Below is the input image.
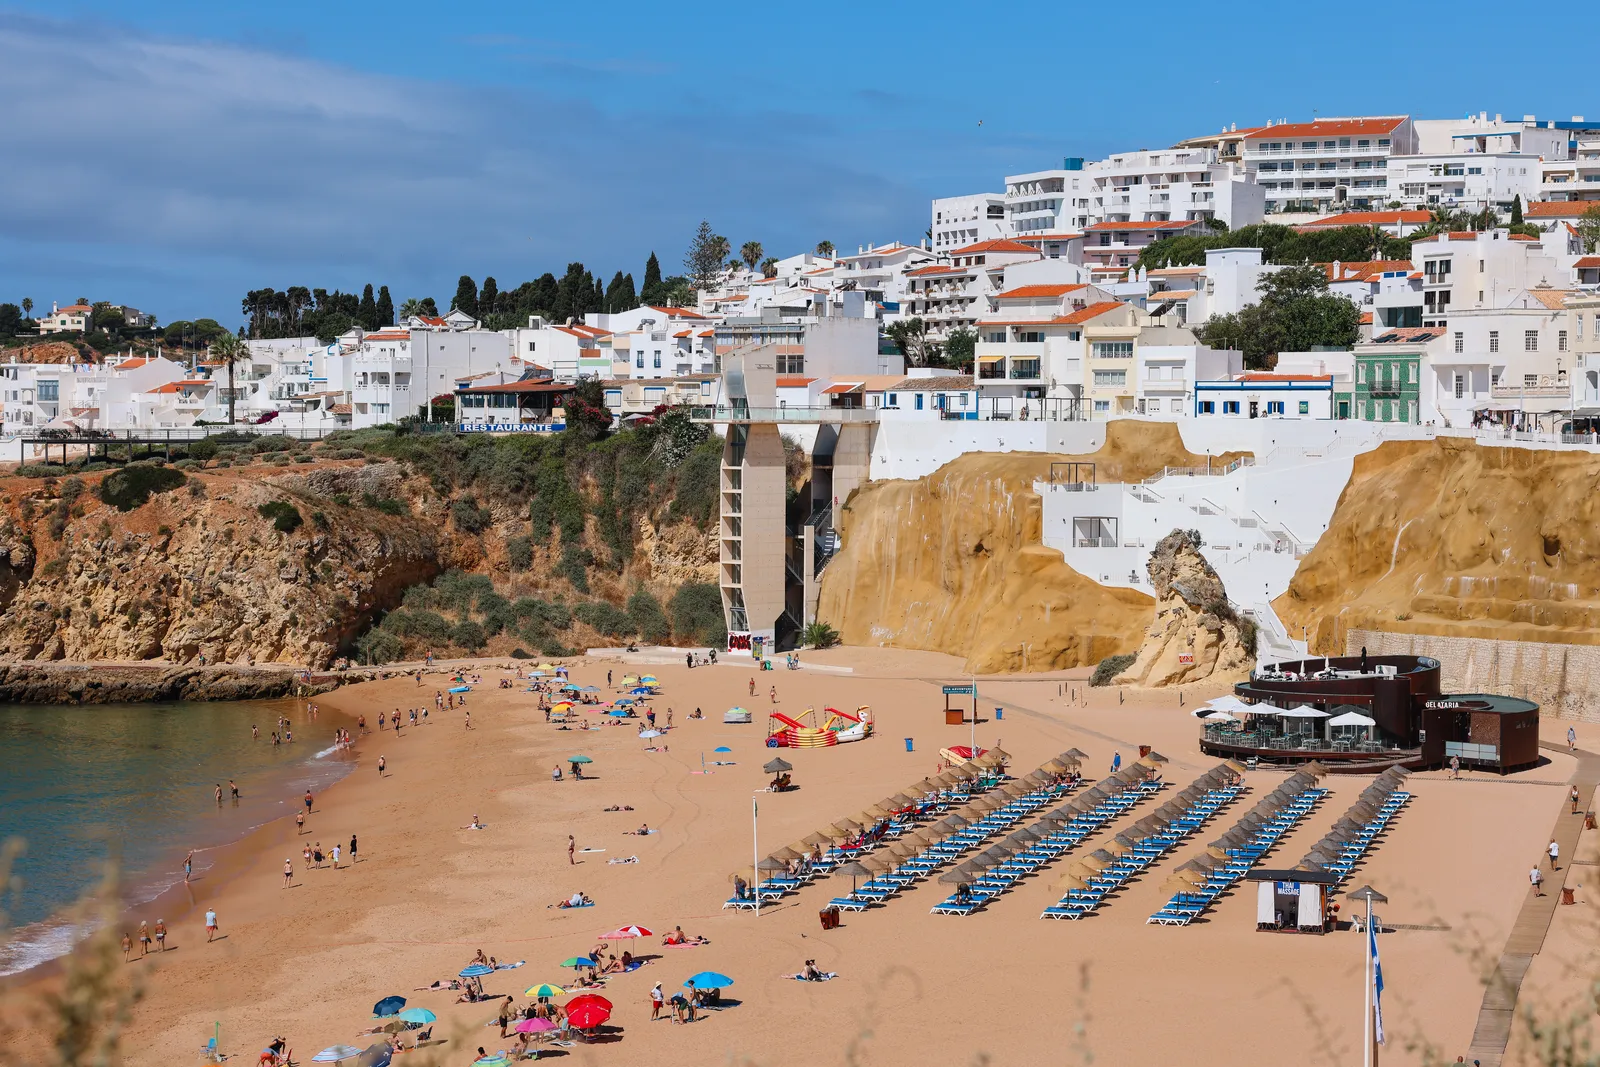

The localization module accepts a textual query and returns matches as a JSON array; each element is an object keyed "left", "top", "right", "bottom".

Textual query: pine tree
[
  {"left": 451, "top": 275, "right": 479, "bottom": 318},
  {"left": 359, "top": 284, "right": 378, "bottom": 330},
  {"left": 480, "top": 277, "right": 499, "bottom": 317},
  {"left": 376, "top": 285, "right": 394, "bottom": 327},
  {"left": 684, "top": 221, "right": 724, "bottom": 291},
  {"left": 1510, "top": 195, "right": 1524, "bottom": 225},
  {"left": 641, "top": 252, "right": 663, "bottom": 306}
]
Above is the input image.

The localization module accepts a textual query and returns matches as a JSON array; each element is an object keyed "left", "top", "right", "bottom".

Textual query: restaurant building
[{"left": 1199, "top": 654, "right": 1539, "bottom": 773}]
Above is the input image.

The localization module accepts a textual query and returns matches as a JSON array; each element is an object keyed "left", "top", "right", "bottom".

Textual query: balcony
[
  {"left": 691, "top": 405, "right": 880, "bottom": 424},
  {"left": 1491, "top": 382, "right": 1572, "bottom": 400}
]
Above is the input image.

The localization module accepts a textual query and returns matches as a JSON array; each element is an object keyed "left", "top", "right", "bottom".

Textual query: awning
[{"left": 977, "top": 355, "right": 1005, "bottom": 364}]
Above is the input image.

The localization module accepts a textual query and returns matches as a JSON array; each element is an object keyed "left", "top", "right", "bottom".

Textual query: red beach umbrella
[
  {"left": 565, "top": 994, "right": 613, "bottom": 1030},
  {"left": 599, "top": 925, "right": 653, "bottom": 939}
]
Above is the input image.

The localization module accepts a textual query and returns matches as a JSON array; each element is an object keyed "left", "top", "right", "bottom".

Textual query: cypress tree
[
  {"left": 532, "top": 273, "right": 558, "bottom": 318},
  {"left": 451, "top": 275, "right": 478, "bottom": 318},
  {"left": 591, "top": 275, "right": 604, "bottom": 316},
  {"left": 641, "top": 252, "right": 662, "bottom": 305},
  {"left": 358, "top": 283, "right": 378, "bottom": 330},
  {"left": 480, "top": 276, "right": 499, "bottom": 317},
  {"left": 1510, "top": 195, "right": 1524, "bottom": 225},
  {"left": 376, "top": 285, "right": 394, "bottom": 327}
]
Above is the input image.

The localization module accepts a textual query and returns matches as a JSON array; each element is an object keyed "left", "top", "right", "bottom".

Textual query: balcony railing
[{"left": 691, "top": 405, "right": 880, "bottom": 424}]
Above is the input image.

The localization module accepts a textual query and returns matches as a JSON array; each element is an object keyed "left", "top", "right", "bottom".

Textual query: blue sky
[{"left": 3, "top": 2, "right": 1598, "bottom": 327}]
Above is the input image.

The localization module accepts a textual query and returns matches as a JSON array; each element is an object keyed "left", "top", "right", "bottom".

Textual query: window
[
  {"left": 1579, "top": 315, "right": 1586, "bottom": 340},
  {"left": 635, "top": 352, "right": 644, "bottom": 369},
  {"left": 983, "top": 331, "right": 1005, "bottom": 343},
  {"left": 1525, "top": 374, "right": 1538, "bottom": 388},
  {"left": 1198, "top": 401, "right": 1215, "bottom": 414},
  {"left": 1560, "top": 330, "right": 1568, "bottom": 352},
  {"left": 886, "top": 392, "right": 898, "bottom": 408},
  {"left": 1454, "top": 331, "right": 1464, "bottom": 353},
  {"left": 1092, "top": 370, "right": 1127, "bottom": 386},
  {"left": 1525, "top": 331, "right": 1538, "bottom": 352},
  {"left": 1298, "top": 401, "right": 1310, "bottom": 415},
  {"left": 1489, "top": 331, "right": 1499, "bottom": 354},
  {"left": 653, "top": 350, "right": 662, "bottom": 368},
  {"left": 37, "top": 381, "right": 58, "bottom": 401},
  {"left": 1266, "top": 401, "right": 1285, "bottom": 415},
  {"left": 1018, "top": 331, "right": 1044, "bottom": 343},
  {"left": 914, "top": 394, "right": 923, "bottom": 410},
  {"left": 527, "top": 341, "right": 536, "bottom": 352},
  {"left": 1094, "top": 399, "right": 1110, "bottom": 412},
  {"left": 1453, "top": 373, "right": 1464, "bottom": 398},
  {"left": 1223, "top": 401, "right": 1240, "bottom": 414},
  {"left": 1091, "top": 341, "right": 1134, "bottom": 359}
]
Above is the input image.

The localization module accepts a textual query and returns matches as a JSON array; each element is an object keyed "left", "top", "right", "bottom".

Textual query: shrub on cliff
[
  {"left": 357, "top": 628, "right": 404, "bottom": 664},
  {"left": 506, "top": 535, "right": 533, "bottom": 571},
  {"left": 451, "top": 619, "right": 487, "bottom": 650},
  {"left": 670, "top": 582, "right": 726, "bottom": 647},
  {"left": 450, "top": 495, "right": 492, "bottom": 533},
  {"left": 98, "top": 464, "right": 186, "bottom": 511},
  {"left": 1090, "top": 653, "right": 1136, "bottom": 687},
  {"left": 257, "top": 500, "right": 303, "bottom": 534},
  {"left": 627, "top": 590, "right": 671, "bottom": 644},
  {"left": 576, "top": 600, "right": 633, "bottom": 637},
  {"left": 558, "top": 545, "right": 591, "bottom": 592}
]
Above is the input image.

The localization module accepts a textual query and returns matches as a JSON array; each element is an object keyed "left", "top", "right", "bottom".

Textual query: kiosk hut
[
  {"left": 1199, "top": 654, "right": 1539, "bottom": 773},
  {"left": 1246, "top": 869, "right": 1341, "bottom": 934}
]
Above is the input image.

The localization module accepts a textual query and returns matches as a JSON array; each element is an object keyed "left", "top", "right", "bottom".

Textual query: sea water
[{"left": 0, "top": 698, "right": 355, "bottom": 975}]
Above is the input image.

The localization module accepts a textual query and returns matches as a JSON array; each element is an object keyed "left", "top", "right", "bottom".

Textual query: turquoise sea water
[{"left": 0, "top": 698, "right": 355, "bottom": 975}]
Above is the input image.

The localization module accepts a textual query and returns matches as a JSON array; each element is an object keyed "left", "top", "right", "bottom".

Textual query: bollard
[{"left": 904, "top": 737, "right": 914, "bottom": 752}]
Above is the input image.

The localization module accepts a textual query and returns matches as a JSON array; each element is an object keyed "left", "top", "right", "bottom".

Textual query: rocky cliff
[
  {"left": 1112, "top": 530, "right": 1253, "bottom": 687},
  {"left": 817, "top": 422, "right": 1252, "bottom": 673},
  {"left": 1277, "top": 437, "right": 1600, "bottom": 653}
]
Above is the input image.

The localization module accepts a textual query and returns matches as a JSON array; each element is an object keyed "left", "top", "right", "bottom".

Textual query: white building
[
  {"left": 1424, "top": 289, "right": 1575, "bottom": 426},
  {"left": 902, "top": 239, "right": 1044, "bottom": 338},
  {"left": 831, "top": 242, "right": 938, "bottom": 308},
  {"left": 1411, "top": 228, "right": 1565, "bottom": 328},
  {"left": 1137, "top": 344, "right": 1243, "bottom": 416},
  {"left": 1195, "top": 373, "right": 1337, "bottom": 419},
  {"left": 1084, "top": 147, "right": 1263, "bottom": 228},
  {"left": 36, "top": 302, "right": 92, "bottom": 334},
  {"left": 1386, "top": 154, "right": 1540, "bottom": 213},
  {"left": 1240, "top": 116, "right": 1416, "bottom": 217},
  {"left": 931, "top": 193, "right": 1006, "bottom": 252}
]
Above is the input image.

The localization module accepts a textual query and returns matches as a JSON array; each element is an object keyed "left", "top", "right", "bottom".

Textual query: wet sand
[{"left": 3, "top": 648, "right": 1589, "bottom": 1065}]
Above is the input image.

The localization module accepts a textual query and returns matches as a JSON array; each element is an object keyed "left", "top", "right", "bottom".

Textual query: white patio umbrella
[
  {"left": 1202, "top": 710, "right": 1236, "bottom": 722},
  {"left": 1202, "top": 695, "right": 1255, "bottom": 714},
  {"left": 1327, "top": 710, "right": 1376, "bottom": 726},
  {"left": 1274, "top": 705, "right": 1330, "bottom": 718}
]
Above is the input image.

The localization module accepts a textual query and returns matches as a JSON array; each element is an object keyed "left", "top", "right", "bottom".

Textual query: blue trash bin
[
  {"left": 995, "top": 707, "right": 1004, "bottom": 720},
  {"left": 904, "top": 737, "right": 914, "bottom": 752}
]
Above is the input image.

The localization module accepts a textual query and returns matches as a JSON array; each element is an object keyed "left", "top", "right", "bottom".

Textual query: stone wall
[{"left": 1346, "top": 628, "right": 1600, "bottom": 723}]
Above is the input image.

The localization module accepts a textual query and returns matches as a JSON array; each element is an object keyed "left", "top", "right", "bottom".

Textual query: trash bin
[
  {"left": 1562, "top": 886, "right": 1577, "bottom": 906},
  {"left": 1587, "top": 811, "right": 1596, "bottom": 831},
  {"left": 995, "top": 707, "right": 1003, "bottom": 720},
  {"left": 819, "top": 906, "right": 841, "bottom": 930},
  {"left": 904, "top": 737, "right": 914, "bottom": 752}
]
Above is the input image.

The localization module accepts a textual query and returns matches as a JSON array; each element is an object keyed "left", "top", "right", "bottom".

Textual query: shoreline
[{"left": 0, "top": 699, "right": 360, "bottom": 981}]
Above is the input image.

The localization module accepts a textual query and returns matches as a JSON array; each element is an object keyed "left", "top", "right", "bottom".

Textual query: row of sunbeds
[
  {"left": 1041, "top": 768, "right": 1243, "bottom": 920},
  {"left": 1147, "top": 767, "right": 1330, "bottom": 926}
]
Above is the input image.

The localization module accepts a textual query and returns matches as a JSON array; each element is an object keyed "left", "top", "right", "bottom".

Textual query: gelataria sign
[{"left": 1425, "top": 699, "right": 1493, "bottom": 711}]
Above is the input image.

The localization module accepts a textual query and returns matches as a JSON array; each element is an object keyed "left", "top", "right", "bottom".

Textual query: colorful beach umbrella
[
  {"left": 640, "top": 675, "right": 658, "bottom": 682},
  {"left": 608, "top": 710, "right": 629, "bottom": 717},
  {"left": 560, "top": 956, "right": 597, "bottom": 969},
  {"left": 313, "top": 1047, "right": 364, "bottom": 1063},
  {"left": 397, "top": 1008, "right": 436, "bottom": 1024},
  {"left": 558, "top": 683, "right": 580, "bottom": 691},
  {"left": 372, "top": 995, "right": 406, "bottom": 1017},
  {"left": 569, "top": 754, "right": 593, "bottom": 764},
  {"left": 684, "top": 971, "right": 734, "bottom": 988},
  {"left": 630, "top": 686, "right": 654, "bottom": 695},
  {"left": 473, "top": 1056, "right": 508, "bottom": 1067},
  {"left": 459, "top": 964, "right": 493, "bottom": 978},
  {"left": 513, "top": 1017, "right": 557, "bottom": 1034},
  {"left": 525, "top": 983, "right": 567, "bottom": 998},
  {"left": 600, "top": 925, "right": 653, "bottom": 939},
  {"left": 614, "top": 697, "right": 635, "bottom": 705}
]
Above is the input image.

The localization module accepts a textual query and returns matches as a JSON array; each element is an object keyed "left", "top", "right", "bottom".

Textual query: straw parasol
[
  {"left": 862, "top": 805, "right": 891, "bottom": 820},
  {"left": 1043, "top": 759, "right": 1071, "bottom": 774},
  {"left": 729, "top": 866, "right": 755, "bottom": 884},
  {"left": 832, "top": 861, "right": 872, "bottom": 895},
  {"left": 884, "top": 794, "right": 914, "bottom": 809},
  {"left": 1063, "top": 748, "right": 1089, "bottom": 760},
  {"left": 770, "top": 846, "right": 803, "bottom": 862},
  {"left": 1054, "top": 873, "right": 1090, "bottom": 892},
  {"left": 802, "top": 831, "right": 834, "bottom": 846},
  {"left": 834, "top": 819, "right": 864, "bottom": 832},
  {"left": 757, "top": 857, "right": 789, "bottom": 873},
  {"left": 939, "top": 867, "right": 978, "bottom": 885}
]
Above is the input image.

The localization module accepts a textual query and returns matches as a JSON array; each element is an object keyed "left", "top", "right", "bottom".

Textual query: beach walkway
[{"left": 1465, "top": 741, "right": 1600, "bottom": 1067}]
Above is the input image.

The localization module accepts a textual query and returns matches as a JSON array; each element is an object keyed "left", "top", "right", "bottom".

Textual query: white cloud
[{"left": 0, "top": 14, "right": 938, "bottom": 322}]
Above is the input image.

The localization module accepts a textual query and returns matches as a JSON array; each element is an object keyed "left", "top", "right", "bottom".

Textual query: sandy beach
[{"left": 5, "top": 648, "right": 1596, "bottom": 1066}]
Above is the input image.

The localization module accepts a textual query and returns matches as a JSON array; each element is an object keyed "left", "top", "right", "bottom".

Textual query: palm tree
[
  {"left": 709, "top": 235, "right": 731, "bottom": 273},
  {"left": 20, "top": 297, "right": 32, "bottom": 321},
  {"left": 208, "top": 332, "right": 248, "bottom": 425},
  {"left": 759, "top": 257, "right": 779, "bottom": 278},
  {"left": 740, "top": 241, "right": 764, "bottom": 272},
  {"left": 398, "top": 298, "right": 423, "bottom": 320},
  {"left": 815, "top": 240, "right": 835, "bottom": 258}
]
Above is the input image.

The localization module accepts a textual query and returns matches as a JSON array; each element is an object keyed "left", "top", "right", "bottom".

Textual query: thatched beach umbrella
[
  {"left": 834, "top": 818, "right": 864, "bottom": 832},
  {"left": 939, "top": 867, "right": 978, "bottom": 885},
  {"left": 770, "top": 846, "right": 803, "bottom": 863},
  {"left": 757, "top": 857, "right": 788, "bottom": 874},
  {"left": 1054, "top": 873, "right": 1090, "bottom": 892},
  {"left": 1063, "top": 748, "right": 1089, "bottom": 760},
  {"left": 802, "top": 831, "right": 834, "bottom": 846},
  {"left": 832, "top": 860, "right": 872, "bottom": 895},
  {"left": 763, "top": 756, "right": 794, "bottom": 774}
]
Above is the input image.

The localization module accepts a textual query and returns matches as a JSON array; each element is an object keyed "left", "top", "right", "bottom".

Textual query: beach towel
[
  {"left": 624, "top": 960, "right": 648, "bottom": 972},
  {"left": 607, "top": 856, "right": 639, "bottom": 865},
  {"left": 494, "top": 961, "right": 525, "bottom": 970},
  {"left": 578, "top": 847, "right": 606, "bottom": 853},
  {"left": 782, "top": 972, "right": 837, "bottom": 981},
  {"left": 546, "top": 901, "right": 596, "bottom": 909},
  {"left": 625, "top": 829, "right": 657, "bottom": 836},
  {"left": 663, "top": 941, "right": 709, "bottom": 949}
]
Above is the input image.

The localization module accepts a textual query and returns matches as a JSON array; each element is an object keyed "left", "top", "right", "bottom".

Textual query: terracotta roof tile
[
  {"left": 1302, "top": 210, "right": 1430, "bottom": 228},
  {"left": 1527, "top": 201, "right": 1600, "bottom": 218},
  {"left": 994, "top": 284, "right": 1088, "bottom": 299},
  {"left": 945, "top": 239, "right": 1042, "bottom": 256},
  {"left": 1242, "top": 117, "right": 1406, "bottom": 140}
]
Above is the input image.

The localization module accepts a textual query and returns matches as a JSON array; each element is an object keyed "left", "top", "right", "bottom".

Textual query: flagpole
[
  {"left": 753, "top": 794, "right": 760, "bottom": 919},
  {"left": 1364, "top": 894, "right": 1373, "bottom": 1067}
]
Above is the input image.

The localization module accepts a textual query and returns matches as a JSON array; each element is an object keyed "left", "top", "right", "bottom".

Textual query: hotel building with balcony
[{"left": 1239, "top": 116, "right": 1417, "bottom": 218}]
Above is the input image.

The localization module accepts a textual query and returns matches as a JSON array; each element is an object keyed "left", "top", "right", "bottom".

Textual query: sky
[{"left": 3, "top": 2, "right": 1598, "bottom": 328}]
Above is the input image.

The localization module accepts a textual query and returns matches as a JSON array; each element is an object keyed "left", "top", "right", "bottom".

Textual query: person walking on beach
[
  {"left": 607, "top": 670, "right": 613, "bottom": 687},
  {"left": 120, "top": 932, "right": 132, "bottom": 962},
  {"left": 137, "top": 921, "right": 151, "bottom": 957},
  {"left": 1570, "top": 726, "right": 1578, "bottom": 752},
  {"left": 252, "top": 724, "right": 259, "bottom": 741},
  {"left": 1111, "top": 752, "right": 1122, "bottom": 774},
  {"left": 1531, "top": 864, "right": 1544, "bottom": 896},
  {"left": 331, "top": 843, "right": 341, "bottom": 869},
  {"left": 650, "top": 982, "right": 664, "bottom": 1021},
  {"left": 465, "top": 711, "right": 473, "bottom": 730},
  {"left": 686, "top": 652, "right": 693, "bottom": 669},
  {"left": 229, "top": 780, "right": 239, "bottom": 802},
  {"left": 184, "top": 851, "right": 194, "bottom": 883},
  {"left": 313, "top": 842, "right": 325, "bottom": 867},
  {"left": 748, "top": 678, "right": 755, "bottom": 697},
  {"left": 205, "top": 909, "right": 219, "bottom": 942},
  {"left": 304, "top": 790, "right": 314, "bottom": 816},
  {"left": 1450, "top": 755, "right": 1460, "bottom": 779},
  {"left": 769, "top": 685, "right": 777, "bottom": 704},
  {"left": 153, "top": 919, "right": 167, "bottom": 951},
  {"left": 215, "top": 784, "right": 223, "bottom": 806},
  {"left": 296, "top": 811, "right": 306, "bottom": 833},
  {"left": 568, "top": 835, "right": 576, "bottom": 865},
  {"left": 350, "top": 834, "right": 358, "bottom": 864},
  {"left": 378, "top": 755, "right": 386, "bottom": 776},
  {"left": 1549, "top": 839, "right": 1560, "bottom": 870},
  {"left": 284, "top": 858, "right": 294, "bottom": 887}
]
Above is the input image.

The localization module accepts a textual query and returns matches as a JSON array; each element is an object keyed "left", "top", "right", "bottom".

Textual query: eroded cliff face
[
  {"left": 0, "top": 464, "right": 443, "bottom": 667},
  {"left": 1277, "top": 438, "right": 1600, "bottom": 652},
  {"left": 817, "top": 422, "right": 1250, "bottom": 673},
  {"left": 1113, "top": 531, "right": 1252, "bottom": 687}
]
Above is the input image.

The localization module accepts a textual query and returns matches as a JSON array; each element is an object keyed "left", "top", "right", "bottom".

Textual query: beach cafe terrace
[{"left": 1198, "top": 654, "right": 1540, "bottom": 773}]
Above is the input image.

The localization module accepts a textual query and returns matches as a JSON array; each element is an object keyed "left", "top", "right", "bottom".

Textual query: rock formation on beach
[{"left": 1112, "top": 530, "right": 1253, "bottom": 687}]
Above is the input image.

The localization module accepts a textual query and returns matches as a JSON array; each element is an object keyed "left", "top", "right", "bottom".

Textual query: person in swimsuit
[
  {"left": 284, "top": 858, "right": 293, "bottom": 887},
  {"left": 137, "top": 921, "right": 151, "bottom": 956},
  {"left": 153, "top": 919, "right": 167, "bottom": 951}
]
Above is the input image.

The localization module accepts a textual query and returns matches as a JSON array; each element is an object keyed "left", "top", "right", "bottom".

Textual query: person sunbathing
[
  {"left": 472, "top": 949, "right": 490, "bottom": 966},
  {"left": 661, "top": 926, "right": 709, "bottom": 945},
  {"left": 550, "top": 892, "right": 592, "bottom": 908},
  {"left": 598, "top": 954, "right": 623, "bottom": 975},
  {"left": 415, "top": 979, "right": 463, "bottom": 991},
  {"left": 629, "top": 824, "right": 650, "bottom": 835},
  {"left": 802, "top": 960, "right": 823, "bottom": 981},
  {"left": 620, "top": 951, "right": 635, "bottom": 969}
]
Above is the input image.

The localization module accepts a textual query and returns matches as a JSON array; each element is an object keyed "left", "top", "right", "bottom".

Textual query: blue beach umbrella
[
  {"left": 577, "top": 686, "right": 600, "bottom": 692},
  {"left": 372, "top": 995, "right": 406, "bottom": 1017},
  {"left": 614, "top": 697, "right": 635, "bottom": 706},
  {"left": 684, "top": 971, "right": 734, "bottom": 989},
  {"left": 449, "top": 685, "right": 471, "bottom": 694},
  {"left": 397, "top": 1007, "right": 436, "bottom": 1024},
  {"left": 630, "top": 687, "right": 654, "bottom": 695},
  {"left": 459, "top": 964, "right": 494, "bottom": 978},
  {"left": 313, "top": 1047, "right": 364, "bottom": 1063},
  {"left": 714, "top": 746, "right": 733, "bottom": 753},
  {"left": 608, "top": 710, "right": 629, "bottom": 717},
  {"left": 558, "top": 683, "right": 580, "bottom": 691}
]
